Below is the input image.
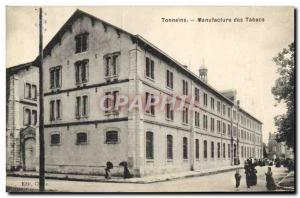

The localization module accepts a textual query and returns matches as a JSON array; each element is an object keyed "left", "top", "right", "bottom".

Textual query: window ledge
[
  {"left": 165, "top": 118, "right": 174, "bottom": 122},
  {"left": 145, "top": 75, "right": 155, "bottom": 82},
  {"left": 146, "top": 159, "right": 154, "bottom": 163}
]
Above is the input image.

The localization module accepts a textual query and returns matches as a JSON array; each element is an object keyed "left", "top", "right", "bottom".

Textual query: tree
[{"left": 271, "top": 42, "right": 295, "bottom": 150}]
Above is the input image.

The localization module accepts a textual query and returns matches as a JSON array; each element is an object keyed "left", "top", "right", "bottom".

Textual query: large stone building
[
  {"left": 6, "top": 62, "right": 39, "bottom": 171},
  {"left": 7, "top": 9, "right": 263, "bottom": 177}
]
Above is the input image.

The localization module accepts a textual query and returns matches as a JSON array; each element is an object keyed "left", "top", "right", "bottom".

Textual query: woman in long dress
[{"left": 265, "top": 167, "right": 276, "bottom": 190}]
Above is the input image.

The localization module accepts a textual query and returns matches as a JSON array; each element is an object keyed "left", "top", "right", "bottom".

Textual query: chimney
[{"left": 199, "top": 60, "right": 208, "bottom": 83}]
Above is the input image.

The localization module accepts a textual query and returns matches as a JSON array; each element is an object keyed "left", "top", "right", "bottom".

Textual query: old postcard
[{"left": 6, "top": 6, "right": 295, "bottom": 193}]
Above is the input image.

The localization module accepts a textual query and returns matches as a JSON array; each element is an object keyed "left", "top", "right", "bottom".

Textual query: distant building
[
  {"left": 6, "top": 62, "right": 39, "bottom": 171},
  {"left": 267, "top": 133, "right": 294, "bottom": 160}
]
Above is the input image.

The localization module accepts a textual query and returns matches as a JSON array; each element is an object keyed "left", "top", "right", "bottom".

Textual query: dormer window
[{"left": 75, "top": 33, "right": 89, "bottom": 53}]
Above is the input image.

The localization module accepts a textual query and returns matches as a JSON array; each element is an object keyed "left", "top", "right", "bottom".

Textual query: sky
[{"left": 6, "top": 6, "right": 294, "bottom": 143}]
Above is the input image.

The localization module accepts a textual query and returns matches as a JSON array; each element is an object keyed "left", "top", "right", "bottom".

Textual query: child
[{"left": 235, "top": 169, "right": 242, "bottom": 190}]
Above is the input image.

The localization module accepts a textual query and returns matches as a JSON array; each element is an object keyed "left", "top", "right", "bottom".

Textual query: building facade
[
  {"left": 6, "top": 63, "right": 39, "bottom": 171},
  {"left": 7, "top": 9, "right": 263, "bottom": 177}
]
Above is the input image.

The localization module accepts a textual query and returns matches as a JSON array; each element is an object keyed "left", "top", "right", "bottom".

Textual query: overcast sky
[{"left": 6, "top": 6, "right": 294, "bottom": 143}]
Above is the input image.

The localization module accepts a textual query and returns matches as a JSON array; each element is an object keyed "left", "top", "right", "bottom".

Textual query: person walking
[
  {"left": 235, "top": 169, "right": 242, "bottom": 190},
  {"left": 265, "top": 167, "right": 276, "bottom": 191},
  {"left": 244, "top": 159, "right": 251, "bottom": 188}
]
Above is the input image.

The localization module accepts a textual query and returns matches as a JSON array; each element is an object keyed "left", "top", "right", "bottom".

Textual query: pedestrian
[
  {"left": 235, "top": 169, "right": 242, "bottom": 190},
  {"left": 105, "top": 161, "right": 113, "bottom": 179},
  {"left": 265, "top": 167, "right": 276, "bottom": 191},
  {"left": 119, "top": 161, "right": 132, "bottom": 179},
  {"left": 245, "top": 159, "right": 251, "bottom": 188}
]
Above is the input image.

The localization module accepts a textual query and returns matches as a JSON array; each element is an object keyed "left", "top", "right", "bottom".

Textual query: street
[{"left": 6, "top": 166, "right": 290, "bottom": 192}]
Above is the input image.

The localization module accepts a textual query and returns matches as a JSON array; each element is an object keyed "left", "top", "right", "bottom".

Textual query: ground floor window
[
  {"left": 167, "top": 135, "right": 173, "bottom": 160},
  {"left": 146, "top": 131, "right": 154, "bottom": 159},
  {"left": 76, "top": 132, "right": 87, "bottom": 145},
  {"left": 105, "top": 131, "right": 119, "bottom": 144},
  {"left": 183, "top": 137, "right": 188, "bottom": 159},
  {"left": 223, "top": 143, "right": 226, "bottom": 158},
  {"left": 204, "top": 140, "right": 207, "bottom": 158},
  {"left": 195, "top": 139, "right": 199, "bottom": 159},
  {"left": 50, "top": 133, "right": 61, "bottom": 145},
  {"left": 211, "top": 141, "right": 214, "bottom": 158}
]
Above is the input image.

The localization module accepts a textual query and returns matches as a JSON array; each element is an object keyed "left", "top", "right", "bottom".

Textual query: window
[
  {"left": 210, "top": 117, "right": 215, "bottom": 132},
  {"left": 204, "top": 140, "right": 207, "bottom": 159},
  {"left": 222, "top": 104, "right": 226, "bottom": 115},
  {"left": 104, "top": 53, "right": 120, "bottom": 79},
  {"left": 211, "top": 141, "right": 214, "bottom": 158},
  {"left": 195, "top": 139, "right": 200, "bottom": 159},
  {"left": 182, "top": 80, "right": 188, "bottom": 95},
  {"left": 32, "top": 110, "right": 37, "bottom": 125},
  {"left": 227, "top": 107, "right": 231, "bottom": 118},
  {"left": 25, "top": 83, "right": 31, "bottom": 99},
  {"left": 50, "top": 99, "right": 61, "bottom": 121},
  {"left": 146, "top": 132, "right": 154, "bottom": 159},
  {"left": 166, "top": 70, "right": 173, "bottom": 89},
  {"left": 75, "top": 95, "right": 89, "bottom": 118},
  {"left": 167, "top": 135, "right": 173, "bottom": 160},
  {"left": 241, "top": 146, "right": 244, "bottom": 158},
  {"left": 217, "top": 101, "right": 221, "bottom": 113},
  {"left": 51, "top": 133, "right": 61, "bottom": 145},
  {"left": 233, "top": 110, "right": 237, "bottom": 120},
  {"left": 228, "top": 144, "right": 231, "bottom": 158},
  {"left": 24, "top": 108, "right": 31, "bottom": 126},
  {"left": 104, "top": 91, "right": 119, "bottom": 113},
  {"left": 145, "top": 92, "right": 155, "bottom": 116},
  {"left": 50, "top": 66, "right": 62, "bottom": 89},
  {"left": 203, "top": 93, "right": 207, "bottom": 106},
  {"left": 195, "top": 111, "right": 200, "bottom": 127},
  {"left": 217, "top": 120, "right": 221, "bottom": 133},
  {"left": 105, "top": 131, "right": 119, "bottom": 144},
  {"left": 76, "top": 132, "right": 87, "bottom": 145},
  {"left": 222, "top": 122, "right": 226, "bottom": 135},
  {"left": 223, "top": 143, "right": 226, "bottom": 158},
  {"left": 182, "top": 107, "right": 188, "bottom": 124},
  {"left": 203, "top": 114, "right": 208, "bottom": 129},
  {"left": 166, "top": 103, "right": 174, "bottom": 120},
  {"left": 217, "top": 142, "right": 220, "bottom": 158},
  {"left": 210, "top": 97, "right": 214, "bottom": 110},
  {"left": 228, "top": 124, "right": 231, "bottom": 137},
  {"left": 145, "top": 57, "right": 154, "bottom": 79},
  {"left": 32, "top": 85, "right": 37, "bottom": 100},
  {"left": 75, "top": 60, "right": 89, "bottom": 84},
  {"left": 75, "top": 33, "right": 88, "bottom": 53},
  {"left": 183, "top": 137, "right": 188, "bottom": 159},
  {"left": 24, "top": 83, "right": 37, "bottom": 100},
  {"left": 194, "top": 87, "right": 200, "bottom": 102}
]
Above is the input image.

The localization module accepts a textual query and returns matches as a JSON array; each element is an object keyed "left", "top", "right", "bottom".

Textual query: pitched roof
[
  {"left": 6, "top": 62, "right": 36, "bottom": 74},
  {"left": 32, "top": 9, "right": 262, "bottom": 124}
]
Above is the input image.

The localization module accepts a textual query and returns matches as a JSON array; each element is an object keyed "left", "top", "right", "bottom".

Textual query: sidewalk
[{"left": 7, "top": 165, "right": 243, "bottom": 184}]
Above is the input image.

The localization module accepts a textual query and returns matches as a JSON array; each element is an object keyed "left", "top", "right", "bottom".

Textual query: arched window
[
  {"left": 76, "top": 132, "right": 87, "bottom": 145},
  {"left": 106, "top": 131, "right": 119, "bottom": 144},
  {"left": 204, "top": 140, "right": 207, "bottom": 159},
  {"left": 195, "top": 139, "right": 200, "bottom": 159},
  {"left": 146, "top": 131, "right": 154, "bottom": 159},
  {"left": 51, "top": 133, "right": 61, "bottom": 145},
  {"left": 183, "top": 137, "right": 188, "bottom": 159},
  {"left": 167, "top": 135, "right": 173, "bottom": 160}
]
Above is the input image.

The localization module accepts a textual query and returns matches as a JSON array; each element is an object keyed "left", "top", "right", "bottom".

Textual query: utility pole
[{"left": 38, "top": 7, "right": 45, "bottom": 192}]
